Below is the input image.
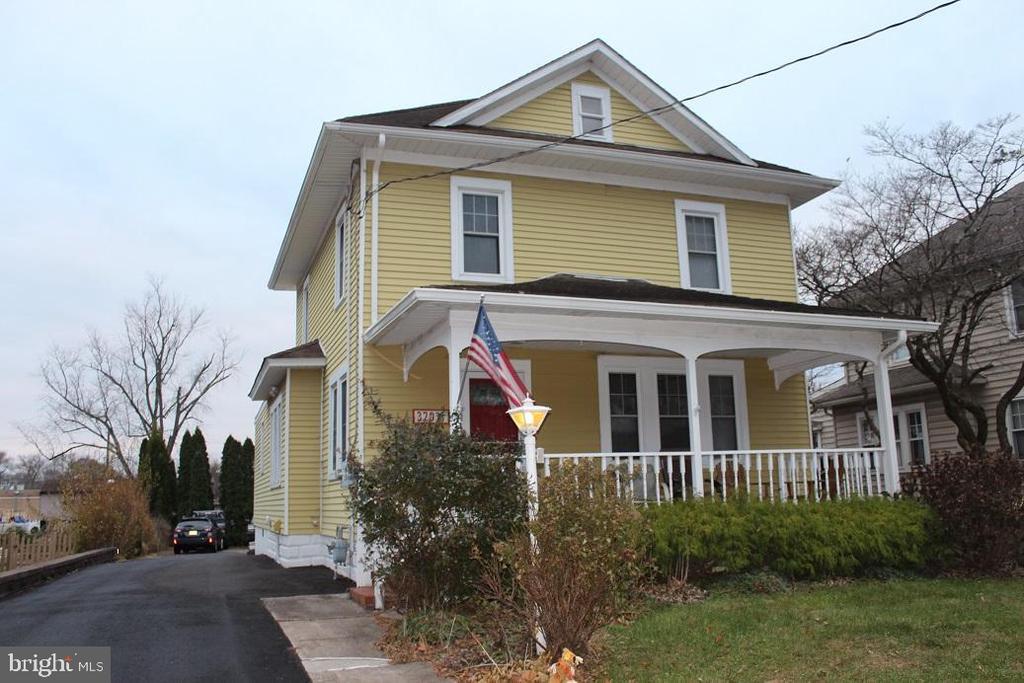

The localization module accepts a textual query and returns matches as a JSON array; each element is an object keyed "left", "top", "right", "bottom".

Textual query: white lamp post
[{"left": 506, "top": 395, "right": 551, "bottom": 519}]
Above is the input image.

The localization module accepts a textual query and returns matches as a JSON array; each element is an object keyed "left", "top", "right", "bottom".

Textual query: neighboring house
[
  {"left": 0, "top": 488, "right": 65, "bottom": 521},
  {"left": 248, "top": 40, "right": 934, "bottom": 581},
  {"left": 814, "top": 182, "right": 1024, "bottom": 467}
]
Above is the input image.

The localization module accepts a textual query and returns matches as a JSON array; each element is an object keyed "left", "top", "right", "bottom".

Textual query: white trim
[
  {"left": 1004, "top": 283, "right": 1024, "bottom": 338},
  {"left": 269, "top": 391, "right": 283, "bottom": 489},
  {"left": 1006, "top": 394, "right": 1024, "bottom": 456},
  {"left": 571, "top": 81, "right": 613, "bottom": 142},
  {"left": 327, "top": 364, "right": 350, "bottom": 481},
  {"left": 249, "top": 355, "right": 326, "bottom": 400},
  {"left": 458, "top": 359, "right": 532, "bottom": 436},
  {"left": 449, "top": 175, "right": 515, "bottom": 284},
  {"left": 596, "top": 355, "right": 749, "bottom": 453},
  {"left": 376, "top": 149, "right": 791, "bottom": 205},
  {"left": 857, "top": 402, "right": 930, "bottom": 470},
  {"left": 675, "top": 199, "right": 731, "bottom": 294},
  {"left": 357, "top": 155, "right": 367, "bottom": 461},
  {"left": 334, "top": 207, "right": 347, "bottom": 310},
  {"left": 467, "top": 63, "right": 591, "bottom": 125},
  {"left": 370, "top": 134, "right": 385, "bottom": 324}
]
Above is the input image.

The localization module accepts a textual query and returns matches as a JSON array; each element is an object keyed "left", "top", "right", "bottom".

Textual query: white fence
[{"left": 540, "top": 448, "right": 890, "bottom": 503}]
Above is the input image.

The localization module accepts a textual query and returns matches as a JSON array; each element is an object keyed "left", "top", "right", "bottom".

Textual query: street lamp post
[{"left": 506, "top": 396, "right": 551, "bottom": 519}]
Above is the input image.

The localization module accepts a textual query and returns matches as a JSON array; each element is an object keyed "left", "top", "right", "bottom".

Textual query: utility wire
[{"left": 354, "top": 0, "right": 964, "bottom": 212}]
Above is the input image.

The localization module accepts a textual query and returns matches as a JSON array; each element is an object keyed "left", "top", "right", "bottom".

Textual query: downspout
[
  {"left": 881, "top": 330, "right": 908, "bottom": 359},
  {"left": 370, "top": 133, "right": 385, "bottom": 325},
  {"left": 357, "top": 154, "right": 367, "bottom": 461}
]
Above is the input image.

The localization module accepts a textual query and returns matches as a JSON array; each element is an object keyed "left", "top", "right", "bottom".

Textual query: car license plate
[{"left": 188, "top": 530, "right": 198, "bottom": 536}]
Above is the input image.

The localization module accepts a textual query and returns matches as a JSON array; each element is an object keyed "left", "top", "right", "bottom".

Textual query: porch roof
[
  {"left": 248, "top": 340, "right": 326, "bottom": 401},
  {"left": 365, "top": 275, "right": 939, "bottom": 387}
]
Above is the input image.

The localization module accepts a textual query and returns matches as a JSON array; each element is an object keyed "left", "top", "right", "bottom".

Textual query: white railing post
[{"left": 685, "top": 357, "right": 705, "bottom": 498}]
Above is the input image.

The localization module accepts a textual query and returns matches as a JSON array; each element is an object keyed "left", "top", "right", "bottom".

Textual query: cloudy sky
[{"left": 2, "top": 0, "right": 1021, "bottom": 462}]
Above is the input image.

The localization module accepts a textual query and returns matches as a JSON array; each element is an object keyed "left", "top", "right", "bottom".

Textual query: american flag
[{"left": 466, "top": 304, "right": 528, "bottom": 408}]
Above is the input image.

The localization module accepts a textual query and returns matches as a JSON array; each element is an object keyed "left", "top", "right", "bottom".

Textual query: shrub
[
  {"left": 645, "top": 497, "right": 941, "bottom": 581},
  {"left": 490, "top": 461, "right": 649, "bottom": 657},
  {"left": 905, "top": 451, "right": 1024, "bottom": 573},
  {"left": 349, "top": 396, "right": 528, "bottom": 608},
  {"left": 62, "top": 473, "right": 160, "bottom": 558}
]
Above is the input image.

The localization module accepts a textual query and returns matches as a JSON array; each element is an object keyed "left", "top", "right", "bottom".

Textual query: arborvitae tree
[
  {"left": 188, "top": 428, "right": 213, "bottom": 511},
  {"left": 241, "top": 437, "right": 255, "bottom": 524},
  {"left": 220, "top": 436, "right": 246, "bottom": 545},
  {"left": 176, "top": 430, "right": 194, "bottom": 517},
  {"left": 137, "top": 436, "right": 152, "bottom": 490},
  {"left": 143, "top": 430, "right": 177, "bottom": 525}
]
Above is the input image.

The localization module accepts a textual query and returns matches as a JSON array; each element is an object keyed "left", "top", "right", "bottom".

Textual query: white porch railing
[{"left": 540, "top": 448, "right": 890, "bottom": 503}]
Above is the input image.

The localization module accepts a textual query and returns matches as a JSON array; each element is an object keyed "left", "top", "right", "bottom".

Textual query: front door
[{"left": 469, "top": 378, "right": 519, "bottom": 441}]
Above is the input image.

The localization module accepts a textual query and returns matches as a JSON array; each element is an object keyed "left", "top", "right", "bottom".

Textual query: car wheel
[{"left": 173, "top": 547, "right": 181, "bottom": 555}]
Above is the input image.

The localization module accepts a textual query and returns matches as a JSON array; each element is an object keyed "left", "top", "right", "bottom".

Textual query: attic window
[{"left": 571, "top": 82, "right": 612, "bottom": 141}]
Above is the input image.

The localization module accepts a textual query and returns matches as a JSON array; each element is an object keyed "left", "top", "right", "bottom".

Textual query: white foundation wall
[{"left": 254, "top": 526, "right": 372, "bottom": 583}]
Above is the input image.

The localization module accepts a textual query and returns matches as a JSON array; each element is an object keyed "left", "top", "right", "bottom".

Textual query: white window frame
[
  {"left": 334, "top": 208, "right": 347, "bottom": 310},
  {"left": 1004, "top": 281, "right": 1024, "bottom": 338},
  {"left": 458, "top": 358, "right": 531, "bottom": 437},
  {"left": 675, "top": 199, "right": 732, "bottom": 294},
  {"left": 450, "top": 176, "right": 514, "bottom": 284},
  {"left": 857, "top": 402, "right": 930, "bottom": 470},
  {"left": 571, "top": 82, "right": 613, "bottom": 142},
  {"left": 596, "top": 356, "right": 749, "bottom": 453},
  {"left": 299, "top": 275, "right": 310, "bottom": 343},
  {"left": 269, "top": 394, "right": 283, "bottom": 489},
  {"left": 327, "top": 365, "right": 350, "bottom": 481},
  {"left": 1006, "top": 393, "right": 1024, "bottom": 457}
]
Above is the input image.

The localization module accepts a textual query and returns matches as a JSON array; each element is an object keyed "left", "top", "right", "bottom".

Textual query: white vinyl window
[
  {"left": 858, "top": 403, "right": 929, "bottom": 470},
  {"left": 269, "top": 398, "right": 283, "bottom": 488},
  {"left": 1008, "top": 398, "right": 1024, "bottom": 456},
  {"left": 450, "top": 176, "right": 514, "bottom": 283},
  {"left": 334, "top": 209, "right": 346, "bottom": 309},
  {"left": 571, "top": 82, "right": 612, "bottom": 141},
  {"left": 675, "top": 200, "right": 731, "bottom": 293},
  {"left": 299, "top": 276, "right": 310, "bottom": 343},
  {"left": 1008, "top": 279, "right": 1024, "bottom": 335},
  {"left": 328, "top": 368, "right": 349, "bottom": 480}
]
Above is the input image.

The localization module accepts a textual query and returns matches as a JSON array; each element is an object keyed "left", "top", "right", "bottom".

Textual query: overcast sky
[{"left": 2, "top": 0, "right": 1021, "bottom": 462}]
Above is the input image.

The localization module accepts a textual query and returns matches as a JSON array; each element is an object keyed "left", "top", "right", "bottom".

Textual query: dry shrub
[
  {"left": 905, "top": 450, "right": 1024, "bottom": 573},
  {"left": 490, "top": 461, "right": 648, "bottom": 658},
  {"left": 63, "top": 471, "right": 161, "bottom": 558}
]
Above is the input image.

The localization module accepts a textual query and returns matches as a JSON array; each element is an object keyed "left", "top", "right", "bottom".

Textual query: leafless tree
[
  {"left": 0, "top": 451, "right": 9, "bottom": 488},
  {"left": 11, "top": 454, "right": 48, "bottom": 488},
  {"left": 797, "top": 115, "right": 1024, "bottom": 452},
  {"left": 22, "top": 279, "right": 238, "bottom": 476}
]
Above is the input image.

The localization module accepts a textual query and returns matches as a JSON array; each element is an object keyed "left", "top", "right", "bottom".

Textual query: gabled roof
[{"left": 428, "top": 39, "right": 754, "bottom": 165}]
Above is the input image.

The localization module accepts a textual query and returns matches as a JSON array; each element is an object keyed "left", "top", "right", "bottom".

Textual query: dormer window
[{"left": 571, "top": 82, "right": 612, "bottom": 141}]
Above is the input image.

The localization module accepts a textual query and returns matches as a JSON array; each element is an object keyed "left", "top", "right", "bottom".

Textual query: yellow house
[{"left": 248, "top": 40, "right": 936, "bottom": 578}]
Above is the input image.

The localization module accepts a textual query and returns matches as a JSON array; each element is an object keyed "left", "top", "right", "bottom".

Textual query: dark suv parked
[{"left": 173, "top": 517, "right": 223, "bottom": 553}]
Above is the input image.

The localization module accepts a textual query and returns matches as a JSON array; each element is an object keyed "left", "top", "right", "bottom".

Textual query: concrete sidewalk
[{"left": 262, "top": 593, "right": 445, "bottom": 682}]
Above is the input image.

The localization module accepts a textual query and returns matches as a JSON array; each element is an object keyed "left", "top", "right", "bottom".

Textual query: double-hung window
[
  {"left": 571, "top": 82, "right": 612, "bottom": 141},
  {"left": 328, "top": 368, "right": 349, "bottom": 479},
  {"left": 269, "top": 398, "right": 282, "bottom": 488},
  {"left": 675, "top": 200, "right": 731, "bottom": 293},
  {"left": 334, "top": 209, "right": 346, "bottom": 309},
  {"left": 450, "top": 176, "right": 514, "bottom": 283},
  {"left": 1009, "top": 279, "right": 1024, "bottom": 335},
  {"left": 608, "top": 372, "right": 640, "bottom": 452},
  {"left": 1009, "top": 398, "right": 1024, "bottom": 456},
  {"left": 858, "top": 404, "right": 929, "bottom": 469}
]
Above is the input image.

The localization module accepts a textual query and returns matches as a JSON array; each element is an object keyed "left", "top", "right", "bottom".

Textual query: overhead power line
[{"left": 355, "top": 0, "right": 964, "bottom": 210}]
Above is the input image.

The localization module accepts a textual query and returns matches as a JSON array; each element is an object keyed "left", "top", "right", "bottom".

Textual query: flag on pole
[{"left": 467, "top": 303, "right": 529, "bottom": 408}]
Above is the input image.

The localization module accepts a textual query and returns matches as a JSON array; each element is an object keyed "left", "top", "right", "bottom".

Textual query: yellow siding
[
  {"left": 745, "top": 358, "right": 811, "bottom": 449},
  {"left": 490, "top": 71, "right": 690, "bottom": 152},
  {"left": 287, "top": 368, "right": 322, "bottom": 534},
  {"left": 253, "top": 395, "right": 286, "bottom": 531},
  {"left": 374, "top": 162, "right": 797, "bottom": 317}
]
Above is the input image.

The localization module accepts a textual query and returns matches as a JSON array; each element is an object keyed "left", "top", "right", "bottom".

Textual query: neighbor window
[
  {"left": 676, "top": 200, "right": 730, "bottom": 293},
  {"left": 571, "top": 82, "right": 612, "bottom": 141},
  {"left": 1009, "top": 398, "right": 1024, "bottom": 456},
  {"left": 858, "top": 404, "right": 929, "bottom": 469},
  {"left": 328, "top": 371, "right": 349, "bottom": 479},
  {"left": 334, "top": 209, "right": 346, "bottom": 308},
  {"left": 450, "top": 176, "right": 514, "bottom": 283},
  {"left": 269, "top": 398, "right": 282, "bottom": 488},
  {"left": 1010, "top": 279, "right": 1024, "bottom": 334}
]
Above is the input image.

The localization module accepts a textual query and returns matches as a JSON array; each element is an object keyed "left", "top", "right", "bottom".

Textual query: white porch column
[
  {"left": 447, "top": 340, "right": 462, "bottom": 432},
  {"left": 685, "top": 355, "right": 705, "bottom": 497},
  {"left": 873, "top": 356, "right": 901, "bottom": 494}
]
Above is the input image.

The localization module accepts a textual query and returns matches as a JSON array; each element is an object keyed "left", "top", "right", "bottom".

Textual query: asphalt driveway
[{"left": 0, "top": 549, "right": 350, "bottom": 682}]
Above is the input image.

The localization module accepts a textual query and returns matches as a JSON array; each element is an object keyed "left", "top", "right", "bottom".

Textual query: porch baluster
[{"left": 767, "top": 453, "right": 774, "bottom": 502}]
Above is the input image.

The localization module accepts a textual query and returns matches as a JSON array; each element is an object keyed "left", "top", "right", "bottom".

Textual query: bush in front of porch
[{"left": 646, "top": 497, "right": 943, "bottom": 581}]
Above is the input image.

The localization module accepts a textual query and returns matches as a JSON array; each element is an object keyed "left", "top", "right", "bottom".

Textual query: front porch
[{"left": 365, "top": 274, "right": 938, "bottom": 502}]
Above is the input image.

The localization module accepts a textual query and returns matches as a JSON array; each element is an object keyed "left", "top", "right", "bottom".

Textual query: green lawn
[{"left": 603, "top": 578, "right": 1024, "bottom": 682}]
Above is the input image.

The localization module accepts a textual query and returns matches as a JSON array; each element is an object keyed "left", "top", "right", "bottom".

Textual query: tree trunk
[{"left": 995, "top": 361, "right": 1024, "bottom": 453}]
